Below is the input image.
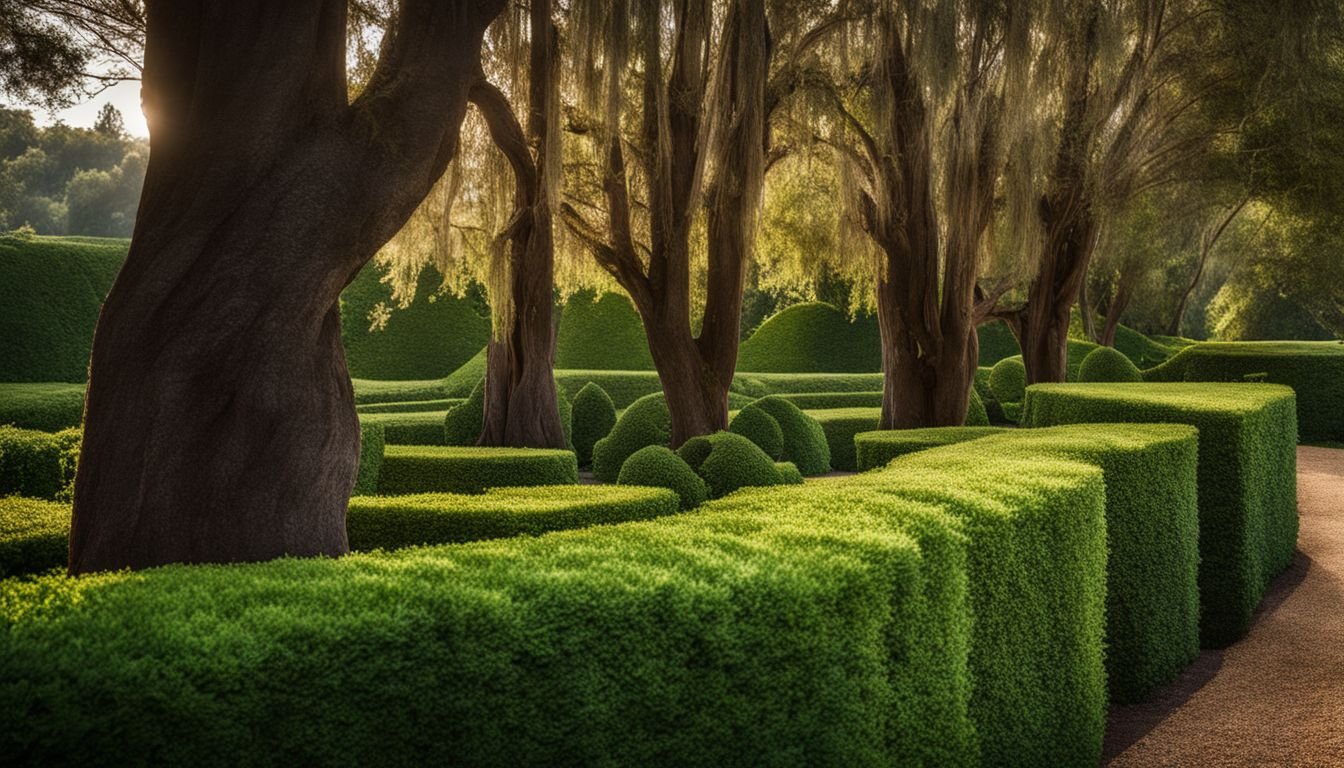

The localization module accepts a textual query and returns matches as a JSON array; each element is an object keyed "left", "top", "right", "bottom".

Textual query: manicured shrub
[
  {"left": 773, "top": 461, "right": 803, "bottom": 485},
  {"left": 354, "top": 422, "right": 384, "bottom": 495},
  {"left": 0, "top": 497, "right": 68, "bottom": 577},
  {"left": 976, "top": 320, "right": 1020, "bottom": 366},
  {"left": 443, "top": 380, "right": 485, "bottom": 445},
  {"left": 737, "top": 372, "right": 885, "bottom": 395},
  {"left": 555, "top": 290, "right": 655, "bottom": 370},
  {"left": 571, "top": 383, "right": 616, "bottom": 467},
  {"left": 1144, "top": 340, "right": 1344, "bottom": 441},
  {"left": 0, "top": 383, "right": 85, "bottom": 431},
  {"left": 676, "top": 431, "right": 782, "bottom": 499},
  {"left": 742, "top": 396, "right": 831, "bottom": 475},
  {"left": 591, "top": 393, "right": 671, "bottom": 482},
  {"left": 854, "top": 427, "right": 1007, "bottom": 472},
  {"left": 771, "top": 391, "right": 883, "bottom": 409},
  {"left": 966, "top": 387, "right": 989, "bottom": 427},
  {"left": 443, "top": 347, "right": 487, "bottom": 398},
  {"left": 378, "top": 446, "right": 578, "bottom": 494},
  {"left": 617, "top": 446, "right": 708, "bottom": 510},
  {"left": 1078, "top": 345, "right": 1143, "bottom": 383},
  {"left": 988, "top": 357, "right": 1027, "bottom": 405},
  {"left": 970, "top": 425, "right": 1201, "bottom": 703},
  {"left": 728, "top": 406, "right": 784, "bottom": 459},
  {"left": 1112, "top": 323, "right": 1183, "bottom": 369},
  {"left": 809, "top": 407, "right": 881, "bottom": 472},
  {"left": 361, "top": 411, "right": 449, "bottom": 445},
  {"left": 973, "top": 366, "right": 1005, "bottom": 423},
  {"left": 0, "top": 426, "right": 66, "bottom": 499},
  {"left": 351, "top": 377, "right": 451, "bottom": 405},
  {"left": 347, "top": 486, "right": 679, "bottom": 549},
  {"left": 737, "top": 302, "right": 882, "bottom": 373},
  {"left": 1023, "top": 382, "right": 1299, "bottom": 647},
  {"left": 356, "top": 399, "right": 461, "bottom": 414}
]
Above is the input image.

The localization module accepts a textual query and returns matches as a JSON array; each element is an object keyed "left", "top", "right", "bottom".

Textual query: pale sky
[{"left": 13, "top": 79, "right": 149, "bottom": 138}]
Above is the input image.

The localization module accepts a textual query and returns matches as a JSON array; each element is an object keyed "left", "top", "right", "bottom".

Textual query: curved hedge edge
[
  {"left": 854, "top": 427, "right": 1008, "bottom": 472},
  {"left": 379, "top": 445, "right": 578, "bottom": 495}
]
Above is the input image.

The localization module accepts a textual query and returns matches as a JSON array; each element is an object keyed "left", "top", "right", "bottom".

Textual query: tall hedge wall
[
  {"left": 737, "top": 302, "right": 882, "bottom": 373},
  {"left": 554, "top": 290, "right": 655, "bottom": 370},
  {"left": 1023, "top": 382, "right": 1299, "bottom": 647}
]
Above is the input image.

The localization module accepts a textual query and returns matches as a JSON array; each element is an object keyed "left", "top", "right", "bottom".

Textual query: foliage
[
  {"left": 770, "top": 391, "right": 881, "bottom": 409},
  {"left": 854, "top": 428, "right": 1008, "bottom": 472},
  {"left": 0, "top": 426, "right": 67, "bottom": 499},
  {"left": 590, "top": 394, "right": 671, "bottom": 483},
  {"left": 555, "top": 291, "right": 654, "bottom": 370},
  {"left": 976, "top": 322, "right": 1021, "bottom": 366},
  {"left": 1023, "top": 382, "right": 1299, "bottom": 646},
  {"left": 443, "top": 381, "right": 486, "bottom": 446},
  {"left": 965, "top": 388, "right": 990, "bottom": 427},
  {"left": 354, "top": 422, "right": 384, "bottom": 496},
  {"left": 1078, "top": 346, "right": 1143, "bottom": 383},
  {"left": 356, "top": 399, "right": 462, "bottom": 414},
  {"left": 351, "top": 378, "right": 452, "bottom": 405},
  {"left": 988, "top": 358, "right": 1027, "bottom": 405},
  {"left": 739, "top": 397, "right": 831, "bottom": 476},
  {"left": 675, "top": 432, "right": 783, "bottom": 499},
  {"left": 360, "top": 411, "right": 449, "bottom": 446},
  {"left": 727, "top": 406, "right": 783, "bottom": 459},
  {"left": 0, "top": 383, "right": 85, "bottom": 430},
  {"left": 571, "top": 382, "right": 617, "bottom": 467},
  {"left": 808, "top": 408, "right": 881, "bottom": 472},
  {"left": 0, "top": 497, "right": 68, "bottom": 578},
  {"left": 377, "top": 445, "right": 578, "bottom": 495},
  {"left": 736, "top": 303, "right": 881, "bottom": 373},
  {"left": 616, "top": 446, "right": 707, "bottom": 510}
]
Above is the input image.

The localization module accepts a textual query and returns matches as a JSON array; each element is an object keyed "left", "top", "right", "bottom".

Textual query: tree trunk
[
  {"left": 1100, "top": 280, "right": 1135, "bottom": 347},
  {"left": 69, "top": 0, "right": 501, "bottom": 573},
  {"left": 1079, "top": 276, "right": 1098, "bottom": 342},
  {"left": 646, "top": 317, "right": 731, "bottom": 446}
]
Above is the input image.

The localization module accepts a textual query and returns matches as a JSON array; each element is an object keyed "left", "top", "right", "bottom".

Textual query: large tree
[{"left": 68, "top": 0, "right": 504, "bottom": 573}]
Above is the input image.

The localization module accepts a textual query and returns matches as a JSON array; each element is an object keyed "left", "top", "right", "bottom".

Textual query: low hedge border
[
  {"left": 0, "top": 426, "right": 81, "bottom": 501},
  {"left": 0, "top": 383, "right": 85, "bottom": 432},
  {"left": 809, "top": 407, "right": 881, "bottom": 472},
  {"left": 855, "top": 427, "right": 1008, "bottom": 472},
  {"left": 358, "top": 411, "right": 449, "bottom": 446},
  {"left": 1023, "top": 382, "right": 1299, "bottom": 647},
  {"left": 378, "top": 446, "right": 578, "bottom": 495},
  {"left": 354, "top": 423, "right": 384, "bottom": 496},
  {"left": 356, "top": 399, "right": 462, "bottom": 414},
  {"left": 773, "top": 391, "right": 883, "bottom": 410}
]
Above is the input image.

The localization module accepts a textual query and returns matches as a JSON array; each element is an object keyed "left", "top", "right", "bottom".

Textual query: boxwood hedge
[
  {"left": 1077, "top": 346, "right": 1142, "bottom": 383},
  {"left": 617, "top": 445, "right": 709, "bottom": 509},
  {"left": 571, "top": 382, "right": 617, "bottom": 467},
  {"left": 809, "top": 407, "right": 881, "bottom": 472},
  {"left": 771, "top": 391, "right": 883, "bottom": 409},
  {"left": 736, "top": 302, "right": 882, "bottom": 373},
  {"left": 741, "top": 397, "right": 831, "bottom": 475},
  {"left": 676, "top": 432, "right": 786, "bottom": 499},
  {"left": 0, "top": 497, "right": 69, "bottom": 577},
  {"left": 356, "top": 399, "right": 462, "bottom": 414},
  {"left": 1023, "top": 382, "right": 1299, "bottom": 647},
  {"left": 378, "top": 446, "right": 578, "bottom": 495},
  {"left": 855, "top": 427, "right": 1008, "bottom": 472},
  {"left": 0, "top": 383, "right": 86, "bottom": 431},
  {"left": 591, "top": 393, "right": 671, "bottom": 482},
  {"left": 728, "top": 405, "right": 784, "bottom": 459},
  {"left": 354, "top": 423, "right": 384, "bottom": 496},
  {"left": 359, "top": 411, "right": 449, "bottom": 446},
  {"left": 554, "top": 290, "right": 655, "bottom": 370}
]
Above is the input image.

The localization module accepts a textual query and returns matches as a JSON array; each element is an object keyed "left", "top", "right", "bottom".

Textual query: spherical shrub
[
  {"left": 989, "top": 357, "right": 1028, "bottom": 405},
  {"left": 591, "top": 393, "right": 671, "bottom": 482},
  {"left": 729, "top": 406, "right": 784, "bottom": 459},
  {"left": 617, "top": 445, "right": 708, "bottom": 510},
  {"left": 1078, "top": 346, "right": 1143, "bottom": 383},
  {"left": 443, "top": 379, "right": 485, "bottom": 445},
  {"left": 677, "top": 431, "right": 782, "bottom": 499},
  {"left": 774, "top": 461, "right": 804, "bottom": 485},
  {"left": 966, "top": 387, "right": 990, "bottom": 427},
  {"left": 740, "top": 396, "right": 831, "bottom": 475},
  {"left": 572, "top": 382, "right": 617, "bottom": 467}
]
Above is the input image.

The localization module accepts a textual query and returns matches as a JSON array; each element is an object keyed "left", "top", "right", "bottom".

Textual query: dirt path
[{"left": 1105, "top": 446, "right": 1344, "bottom": 767}]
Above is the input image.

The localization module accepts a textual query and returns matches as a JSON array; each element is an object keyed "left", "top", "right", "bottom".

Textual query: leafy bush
[
  {"left": 443, "top": 380, "right": 485, "bottom": 446},
  {"left": 976, "top": 320, "right": 1020, "bottom": 366},
  {"left": 736, "top": 372, "right": 885, "bottom": 395},
  {"left": 616, "top": 445, "right": 707, "bottom": 510},
  {"left": 0, "top": 497, "right": 68, "bottom": 577},
  {"left": 443, "top": 347, "right": 486, "bottom": 398},
  {"left": 676, "top": 432, "right": 783, "bottom": 499},
  {"left": 770, "top": 391, "right": 883, "bottom": 409},
  {"left": 1078, "top": 346, "right": 1143, "bottom": 383},
  {"left": 360, "top": 411, "right": 448, "bottom": 446},
  {"left": 741, "top": 396, "right": 831, "bottom": 475},
  {"left": 0, "top": 383, "right": 85, "bottom": 431},
  {"left": 966, "top": 387, "right": 989, "bottom": 427},
  {"left": 347, "top": 486, "right": 679, "bottom": 548},
  {"left": 351, "top": 377, "right": 451, "bottom": 405},
  {"left": 378, "top": 446, "right": 578, "bottom": 495},
  {"left": 988, "top": 357, "right": 1027, "bottom": 405},
  {"left": 570, "top": 383, "right": 616, "bottom": 468},
  {"left": 1144, "top": 341, "right": 1344, "bottom": 441},
  {"left": 356, "top": 399, "right": 461, "bottom": 414},
  {"left": 591, "top": 393, "right": 671, "bottom": 482},
  {"left": 973, "top": 366, "right": 1005, "bottom": 423},
  {"left": 854, "top": 427, "right": 1007, "bottom": 472},
  {"left": 736, "top": 302, "right": 882, "bottom": 373},
  {"left": 354, "top": 422, "right": 384, "bottom": 495},
  {"left": 728, "top": 406, "right": 783, "bottom": 459},
  {"left": 774, "top": 462, "right": 803, "bottom": 485},
  {"left": 555, "top": 290, "right": 654, "bottom": 370},
  {"left": 1023, "top": 382, "right": 1299, "bottom": 646},
  {"left": 0, "top": 426, "right": 68, "bottom": 499},
  {"left": 808, "top": 408, "right": 880, "bottom": 472}
]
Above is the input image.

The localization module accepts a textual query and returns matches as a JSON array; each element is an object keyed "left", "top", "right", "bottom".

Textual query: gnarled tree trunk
[{"left": 69, "top": 0, "right": 502, "bottom": 573}]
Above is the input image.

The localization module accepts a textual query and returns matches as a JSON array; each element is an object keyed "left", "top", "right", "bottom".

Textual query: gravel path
[{"left": 1105, "top": 446, "right": 1344, "bottom": 767}]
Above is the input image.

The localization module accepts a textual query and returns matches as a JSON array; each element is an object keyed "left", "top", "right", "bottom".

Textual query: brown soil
[{"left": 1105, "top": 446, "right": 1344, "bottom": 767}]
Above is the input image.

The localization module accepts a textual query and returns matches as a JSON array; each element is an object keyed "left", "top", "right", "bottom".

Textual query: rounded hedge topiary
[
  {"left": 1078, "top": 345, "right": 1143, "bottom": 383},
  {"left": 729, "top": 406, "right": 784, "bottom": 459},
  {"left": 617, "top": 445, "right": 708, "bottom": 510},
  {"left": 591, "top": 393, "right": 671, "bottom": 482},
  {"left": 739, "top": 396, "right": 831, "bottom": 475},
  {"left": 989, "top": 357, "right": 1028, "bottom": 405},
  {"left": 966, "top": 387, "right": 990, "bottom": 427},
  {"left": 572, "top": 382, "right": 617, "bottom": 467},
  {"left": 676, "top": 431, "right": 782, "bottom": 499},
  {"left": 443, "top": 380, "right": 485, "bottom": 445}
]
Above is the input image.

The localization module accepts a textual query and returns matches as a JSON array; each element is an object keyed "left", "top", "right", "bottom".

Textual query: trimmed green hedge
[
  {"left": 976, "top": 321, "right": 1020, "bottom": 366},
  {"left": 352, "top": 378, "right": 451, "bottom": 405},
  {"left": 555, "top": 290, "right": 655, "bottom": 370},
  {"left": 591, "top": 393, "right": 671, "bottom": 483},
  {"left": 359, "top": 411, "right": 449, "bottom": 446},
  {"left": 0, "top": 383, "right": 85, "bottom": 431},
  {"left": 740, "top": 396, "right": 831, "bottom": 475},
  {"left": 970, "top": 425, "right": 1201, "bottom": 703},
  {"left": 617, "top": 445, "right": 708, "bottom": 510},
  {"left": 772, "top": 391, "right": 883, "bottom": 409},
  {"left": 966, "top": 388, "right": 990, "bottom": 427},
  {"left": 0, "top": 426, "right": 79, "bottom": 500},
  {"left": 728, "top": 405, "right": 784, "bottom": 459},
  {"left": 1023, "top": 382, "right": 1299, "bottom": 647},
  {"left": 774, "top": 461, "right": 804, "bottom": 485},
  {"left": 988, "top": 357, "right": 1027, "bottom": 406},
  {"left": 572, "top": 382, "right": 617, "bottom": 468},
  {"left": 737, "top": 302, "right": 882, "bottom": 373},
  {"left": 347, "top": 486, "right": 679, "bottom": 549},
  {"left": 973, "top": 367, "right": 1005, "bottom": 423},
  {"left": 356, "top": 399, "right": 461, "bottom": 414},
  {"left": 443, "top": 347, "right": 487, "bottom": 398},
  {"left": 354, "top": 423, "right": 384, "bottom": 496},
  {"left": 1144, "top": 341, "right": 1344, "bottom": 441},
  {"left": 809, "top": 407, "right": 881, "bottom": 472},
  {"left": 735, "top": 372, "right": 885, "bottom": 395},
  {"left": 1078, "top": 346, "right": 1142, "bottom": 383},
  {"left": 378, "top": 446, "right": 578, "bottom": 495},
  {"left": 855, "top": 427, "right": 1008, "bottom": 472},
  {"left": 0, "top": 497, "right": 68, "bottom": 577},
  {"left": 443, "top": 381, "right": 485, "bottom": 446},
  {"left": 676, "top": 432, "right": 785, "bottom": 499}
]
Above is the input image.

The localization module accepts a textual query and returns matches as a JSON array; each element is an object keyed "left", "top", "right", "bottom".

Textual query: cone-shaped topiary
[
  {"left": 572, "top": 382, "right": 617, "bottom": 467},
  {"left": 729, "top": 406, "right": 784, "bottom": 459},
  {"left": 617, "top": 445, "right": 708, "bottom": 510},
  {"left": 1078, "top": 346, "right": 1143, "bottom": 383},
  {"left": 966, "top": 387, "right": 990, "bottom": 427},
  {"left": 676, "top": 431, "right": 784, "bottom": 499},
  {"left": 989, "top": 357, "right": 1027, "bottom": 405}
]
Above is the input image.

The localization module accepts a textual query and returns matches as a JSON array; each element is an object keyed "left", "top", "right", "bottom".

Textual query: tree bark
[
  {"left": 69, "top": 0, "right": 502, "bottom": 573},
  {"left": 1100, "top": 278, "right": 1135, "bottom": 347},
  {"left": 1079, "top": 276, "right": 1099, "bottom": 342}
]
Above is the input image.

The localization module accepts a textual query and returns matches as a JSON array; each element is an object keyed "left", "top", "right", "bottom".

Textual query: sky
[{"left": 14, "top": 79, "right": 148, "bottom": 138}]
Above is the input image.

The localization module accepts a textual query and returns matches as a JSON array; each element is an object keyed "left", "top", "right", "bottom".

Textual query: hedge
[
  {"left": 1144, "top": 341, "right": 1344, "bottom": 441},
  {"left": 973, "top": 367, "right": 1005, "bottom": 423},
  {"left": 443, "top": 381, "right": 485, "bottom": 445},
  {"left": 774, "top": 462, "right": 804, "bottom": 485},
  {"left": 1077, "top": 346, "right": 1142, "bottom": 383},
  {"left": 571, "top": 383, "right": 617, "bottom": 468},
  {"left": 855, "top": 427, "right": 1008, "bottom": 472},
  {"left": 0, "top": 426, "right": 80, "bottom": 501},
  {"left": 617, "top": 445, "right": 708, "bottom": 510},
  {"left": 354, "top": 423, "right": 384, "bottom": 496},
  {"left": 740, "top": 397, "right": 831, "bottom": 475},
  {"left": 1023, "top": 382, "right": 1299, "bottom": 647},
  {"left": 772, "top": 391, "right": 883, "bottom": 409},
  {"left": 351, "top": 378, "right": 451, "bottom": 405},
  {"left": 0, "top": 497, "right": 68, "bottom": 577},
  {"left": 736, "top": 372, "right": 886, "bottom": 395},
  {"left": 809, "top": 408, "right": 881, "bottom": 472},
  {"left": 443, "top": 347, "right": 487, "bottom": 398},
  {"left": 555, "top": 290, "right": 655, "bottom": 370},
  {"left": 976, "top": 320, "right": 1020, "bottom": 366},
  {"left": 0, "top": 383, "right": 85, "bottom": 431},
  {"left": 728, "top": 405, "right": 784, "bottom": 459},
  {"left": 356, "top": 399, "right": 462, "bottom": 414},
  {"left": 359, "top": 411, "right": 449, "bottom": 446},
  {"left": 736, "top": 302, "right": 882, "bottom": 373},
  {"left": 988, "top": 357, "right": 1027, "bottom": 406},
  {"left": 966, "top": 388, "right": 990, "bottom": 427},
  {"left": 591, "top": 393, "right": 671, "bottom": 482},
  {"left": 346, "top": 486, "right": 679, "bottom": 549},
  {"left": 339, "top": 261, "right": 490, "bottom": 380},
  {"left": 676, "top": 432, "right": 785, "bottom": 499},
  {"left": 969, "top": 425, "right": 1201, "bottom": 703},
  {"left": 378, "top": 446, "right": 578, "bottom": 495}
]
